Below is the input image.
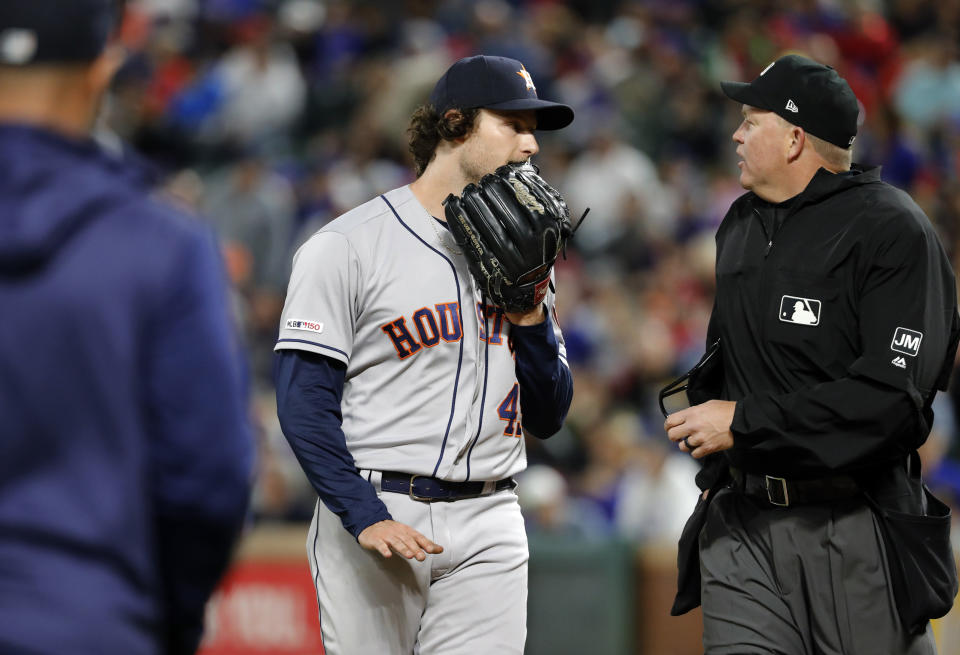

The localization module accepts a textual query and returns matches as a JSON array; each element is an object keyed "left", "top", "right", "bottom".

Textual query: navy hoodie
[{"left": 0, "top": 125, "right": 254, "bottom": 655}]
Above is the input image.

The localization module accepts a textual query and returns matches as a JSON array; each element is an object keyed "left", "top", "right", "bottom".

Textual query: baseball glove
[{"left": 442, "top": 162, "right": 575, "bottom": 313}]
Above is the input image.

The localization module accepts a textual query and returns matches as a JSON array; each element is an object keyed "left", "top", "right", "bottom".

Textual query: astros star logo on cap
[
  {"left": 516, "top": 65, "right": 536, "bottom": 92},
  {"left": 428, "top": 55, "right": 573, "bottom": 130}
]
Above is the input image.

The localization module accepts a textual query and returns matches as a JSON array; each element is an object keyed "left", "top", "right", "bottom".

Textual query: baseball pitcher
[{"left": 274, "top": 55, "right": 576, "bottom": 654}]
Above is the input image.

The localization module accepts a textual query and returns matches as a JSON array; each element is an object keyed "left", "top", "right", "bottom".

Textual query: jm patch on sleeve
[{"left": 890, "top": 327, "right": 923, "bottom": 357}]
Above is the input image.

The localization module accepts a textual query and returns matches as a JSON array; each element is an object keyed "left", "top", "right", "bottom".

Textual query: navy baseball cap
[
  {"left": 721, "top": 54, "right": 860, "bottom": 149},
  {"left": 430, "top": 55, "right": 574, "bottom": 131},
  {"left": 0, "top": 0, "right": 121, "bottom": 65}
]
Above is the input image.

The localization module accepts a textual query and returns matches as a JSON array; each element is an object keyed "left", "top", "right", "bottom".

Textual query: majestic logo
[
  {"left": 891, "top": 327, "right": 922, "bottom": 357},
  {"left": 779, "top": 295, "right": 821, "bottom": 326},
  {"left": 510, "top": 179, "right": 545, "bottom": 215},
  {"left": 892, "top": 356, "right": 907, "bottom": 369},
  {"left": 286, "top": 319, "right": 324, "bottom": 333},
  {"left": 516, "top": 65, "right": 536, "bottom": 92},
  {"left": 785, "top": 99, "right": 799, "bottom": 113}
]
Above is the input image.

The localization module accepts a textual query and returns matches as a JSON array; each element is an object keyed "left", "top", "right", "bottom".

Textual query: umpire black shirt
[{"left": 705, "top": 165, "right": 960, "bottom": 480}]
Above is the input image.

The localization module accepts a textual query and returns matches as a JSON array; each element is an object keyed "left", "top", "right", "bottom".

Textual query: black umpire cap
[
  {"left": 721, "top": 54, "right": 860, "bottom": 149},
  {"left": 430, "top": 55, "right": 575, "bottom": 131},
  {"left": 0, "top": 0, "right": 122, "bottom": 66}
]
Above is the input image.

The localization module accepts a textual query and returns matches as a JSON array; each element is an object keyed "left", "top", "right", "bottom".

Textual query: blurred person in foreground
[
  {"left": 664, "top": 54, "right": 960, "bottom": 653},
  {"left": 0, "top": 2, "right": 254, "bottom": 654},
  {"left": 274, "top": 55, "right": 574, "bottom": 654}
]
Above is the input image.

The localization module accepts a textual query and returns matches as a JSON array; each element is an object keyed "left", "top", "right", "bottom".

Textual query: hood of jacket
[{"left": 0, "top": 124, "right": 158, "bottom": 272}]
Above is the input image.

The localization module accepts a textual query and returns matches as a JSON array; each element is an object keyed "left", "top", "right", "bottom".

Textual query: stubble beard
[
  {"left": 459, "top": 151, "right": 529, "bottom": 187},
  {"left": 458, "top": 149, "right": 488, "bottom": 186}
]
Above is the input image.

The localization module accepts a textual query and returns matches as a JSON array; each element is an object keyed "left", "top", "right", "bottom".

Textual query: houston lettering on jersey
[
  {"left": 380, "top": 301, "right": 517, "bottom": 360},
  {"left": 476, "top": 303, "right": 506, "bottom": 344},
  {"left": 478, "top": 303, "right": 518, "bottom": 357},
  {"left": 381, "top": 302, "right": 462, "bottom": 359}
]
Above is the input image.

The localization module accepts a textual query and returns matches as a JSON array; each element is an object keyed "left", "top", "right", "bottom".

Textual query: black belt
[
  {"left": 730, "top": 467, "right": 861, "bottom": 507},
  {"left": 380, "top": 471, "right": 515, "bottom": 502}
]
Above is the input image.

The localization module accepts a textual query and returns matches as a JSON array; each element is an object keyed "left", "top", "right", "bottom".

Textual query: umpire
[
  {"left": 0, "top": 2, "right": 253, "bottom": 654},
  {"left": 664, "top": 54, "right": 960, "bottom": 654}
]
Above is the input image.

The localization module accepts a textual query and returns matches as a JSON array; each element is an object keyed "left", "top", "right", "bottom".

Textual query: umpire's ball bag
[{"left": 865, "top": 474, "right": 957, "bottom": 634}]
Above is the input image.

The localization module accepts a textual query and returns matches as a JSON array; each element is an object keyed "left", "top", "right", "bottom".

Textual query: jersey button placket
[{"left": 453, "top": 276, "right": 483, "bottom": 472}]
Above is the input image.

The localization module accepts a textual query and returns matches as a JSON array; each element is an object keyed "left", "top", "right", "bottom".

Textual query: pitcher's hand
[{"left": 358, "top": 520, "right": 444, "bottom": 561}]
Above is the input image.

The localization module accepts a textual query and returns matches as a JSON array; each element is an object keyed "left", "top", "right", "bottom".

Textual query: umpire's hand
[
  {"left": 358, "top": 520, "right": 444, "bottom": 561},
  {"left": 664, "top": 400, "right": 737, "bottom": 459}
]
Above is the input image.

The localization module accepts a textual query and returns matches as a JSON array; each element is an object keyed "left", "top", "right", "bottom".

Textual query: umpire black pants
[{"left": 700, "top": 487, "right": 937, "bottom": 655}]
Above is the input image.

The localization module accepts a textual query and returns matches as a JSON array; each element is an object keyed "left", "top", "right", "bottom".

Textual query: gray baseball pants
[
  {"left": 305, "top": 474, "right": 528, "bottom": 655},
  {"left": 700, "top": 486, "right": 937, "bottom": 654}
]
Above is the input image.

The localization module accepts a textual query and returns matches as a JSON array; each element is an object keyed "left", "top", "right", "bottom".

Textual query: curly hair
[{"left": 407, "top": 105, "right": 480, "bottom": 177}]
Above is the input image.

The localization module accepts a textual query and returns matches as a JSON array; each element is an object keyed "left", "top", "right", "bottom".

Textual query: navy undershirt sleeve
[
  {"left": 274, "top": 350, "right": 391, "bottom": 539},
  {"left": 511, "top": 309, "right": 573, "bottom": 438}
]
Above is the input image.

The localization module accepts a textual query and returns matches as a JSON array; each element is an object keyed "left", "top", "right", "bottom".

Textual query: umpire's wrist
[{"left": 505, "top": 304, "right": 546, "bottom": 326}]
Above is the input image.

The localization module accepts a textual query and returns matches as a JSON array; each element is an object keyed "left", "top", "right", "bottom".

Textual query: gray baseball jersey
[{"left": 275, "top": 184, "right": 567, "bottom": 480}]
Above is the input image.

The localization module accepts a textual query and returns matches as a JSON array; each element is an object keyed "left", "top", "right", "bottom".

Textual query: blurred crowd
[{"left": 105, "top": 0, "right": 960, "bottom": 546}]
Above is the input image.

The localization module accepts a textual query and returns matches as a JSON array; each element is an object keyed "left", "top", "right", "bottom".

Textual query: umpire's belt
[
  {"left": 730, "top": 467, "right": 860, "bottom": 507},
  {"left": 379, "top": 471, "right": 515, "bottom": 502}
]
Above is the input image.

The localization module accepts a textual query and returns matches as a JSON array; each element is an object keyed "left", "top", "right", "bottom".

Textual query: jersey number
[{"left": 498, "top": 384, "right": 522, "bottom": 437}]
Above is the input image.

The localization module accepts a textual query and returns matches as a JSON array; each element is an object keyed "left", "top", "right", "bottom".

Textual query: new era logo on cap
[{"left": 785, "top": 99, "right": 798, "bottom": 113}]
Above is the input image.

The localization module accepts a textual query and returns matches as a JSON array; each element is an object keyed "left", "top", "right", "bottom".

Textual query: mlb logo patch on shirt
[
  {"left": 890, "top": 327, "right": 922, "bottom": 357},
  {"left": 286, "top": 319, "right": 324, "bottom": 334},
  {"left": 779, "top": 295, "right": 821, "bottom": 326}
]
